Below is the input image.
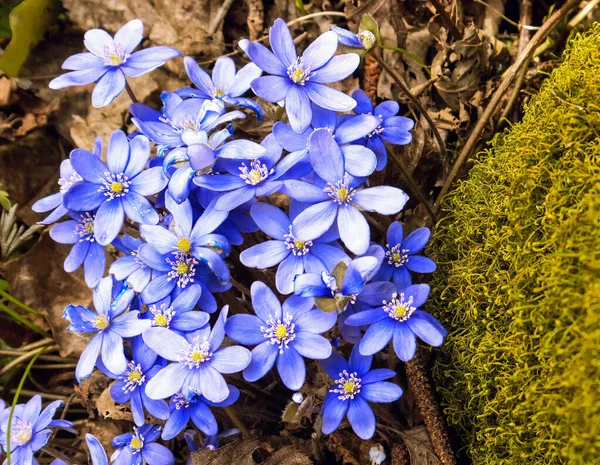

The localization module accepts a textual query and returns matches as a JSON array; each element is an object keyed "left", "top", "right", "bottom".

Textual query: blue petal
[
  {"left": 251, "top": 281, "right": 282, "bottom": 321},
  {"left": 407, "top": 310, "right": 446, "bottom": 346},
  {"left": 144, "top": 363, "right": 188, "bottom": 399},
  {"left": 130, "top": 166, "right": 168, "bottom": 196},
  {"left": 270, "top": 19, "right": 297, "bottom": 67},
  {"left": 387, "top": 221, "right": 404, "bottom": 246},
  {"left": 94, "top": 198, "right": 125, "bottom": 246},
  {"left": 276, "top": 346, "right": 305, "bottom": 390},
  {"left": 340, "top": 145, "right": 377, "bottom": 177},
  {"left": 405, "top": 255, "right": 436, "bottom": 273},
  {"left": 392, "top": 267, "right": 412, "bottom": 290},
  {"left": 184, "top": 56, "right": 214, "bottom": 97},
  {"left": 130, "top": 388, "right": 145, "bottom": 426},
  {"left": 141, "top": 442, "right": 175, "bottom": 465},
  {"left": 335, "top": 114, "right": 380, "bottom": 144},
  {"left": 368, "top": 136, "right": 388, "bottom": 171},
  {"left": 214, "top": 187, "right": 255, "bottom": 212},
  {"left": 302, "top": 31, "right": 338, "bottom": 70},
  {"left": 240, "top": 241, "right": 290, "bottom": 269},
  {"left": 70, "top": 148, "right": 107, "bottom": 183},
  {"left": 347, "top": 397, "right": 376, "bottom": 439},
  {"left": 49, "top": 67, "right": 109, "bottom": 89},
  {"left": 122, "top": 192, "right": 159, "bottom": 225},
  {"left": 344, "top": 308, "right": 387, "bottom": 326},
  {"left": 338, "top": 205, "right": 369, "bottom": 255},
  {"left": 293, "top": 273, "right": 330, "bottom": 298},
  {"left": 91, "top": 68, "right": 126, "bottom": 108},
  {"left": 360, "top": 381, "right": 403, "bottom": 403},
  {"left": 83, "top": 242, "right": 106, "bottom": 288},
  {"left": 32, "top": 191, "right": 63, "bottom": 213},
  {"left": 349, "top": 343, "right": 372, "bottom": 376},
  {"left": 250, "top": 203, "right": 290, "bottom": 240},
  {"left": 125, "top": 135, "right": 151, "bottom": 178},
  {"left": 285, "top": 85, "right": 312, "bottom": 134},
  {"left": 292, "top": 201, "right": 337, "bottom": 242},
  {"left": 361, "top": 368, "right": 397, "bottom": 385},
  {"left": 402, "top": 227, "right": 431, "bottom": 254},
  {"left": 312, "top": 54, "right": 360, "bottom": 84},
  {"left": 352, "top": 186, "right": 409, "bottom": 215},
  {"left": 375, "top": 101, "right": 401, "bottom": 119},
  {"left": 228, "top": 62, "right": 263, "bottom": 97},
  {"left": 392, "top": 322, "right": 416, "bottom": 362},
  {"left": 251, "top": 75, "right": 292, "bottom": 103},
  {"left": 106, "top": 130, "right": 130, "bottom": 175},
  {"left": 321, "top": 391, "right": 349, "bottom": 434},
  {"left": 272, "top": 122, "right": 309, "bottom": 152},
  {"left": 292, "top": 332, "right": 332, "bottom": 360},
  {"left": 162, "top": 406, "right": 191, "bottom": 440},
  {"left": 50, "top": 220, "right": 78, "bottom": 245},
  {"left": 309, "top": 128, "right": 344, "bottom": 182},
  {"left": 239, "top": 39, "right": 287, "bottom": 76},
  {"left": 243, "top": 341, "right": 279, "bottom": 381},
  {"left": 101, "top": 331, "right": 127, "bottom": 375},
  {"left": 86, "top": 434, "right": 109, "bottom": 465},
  {"left": 120, "top": 46, "right": 181, "bottom": 78},
  {"left": 351, "top": 89, "right": 374, "bottom": 114},
  {"left": 280, "top": 180, "right": 330, "bottom": 203},
  {"left": 225, "top": 314, "right": 265, "bottom": 345},
  {"left": 294, "top": 309, "right": 337, "bottom": 334},
  {"left": 136, "top": 244, "right": 169, "bottom": 271},
  {"left": 190, "top": 401, "right": 218, "bottom": 436},
  {"left": 210, "top": 346, "right": 251, "bottom": 373},
  {"left": 276, "top": 254, "right": 305, "bottom": 295},
  {"left": 359, "top": 318, "right": 395, "bottom": 355},
  {"left": 304, "top": 82, "right": 356, "bottom": 112},
  {"left": 404, "top": 284, "right": 430, "bottom": 308},
  {"left": 63, "top": 183, "right": 105, "bottom": 211}
]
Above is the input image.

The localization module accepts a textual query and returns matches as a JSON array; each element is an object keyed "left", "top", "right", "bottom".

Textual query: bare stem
[
  {"left": 124, "top": 81, "right": 138, "bottom": 104},
  {"left": 433, "top": 0, "right": 582, "bottom": 215},
  {"left": 371, "top": 51, "right": 449, "bottom": 179},
  {"left": 224, "top": 406, "right": 250, "bottom": 438}
]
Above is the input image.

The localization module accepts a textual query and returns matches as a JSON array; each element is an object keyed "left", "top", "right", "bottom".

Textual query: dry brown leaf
[{"left": 400, "top": 426, "right": 443, "bottom": 465}]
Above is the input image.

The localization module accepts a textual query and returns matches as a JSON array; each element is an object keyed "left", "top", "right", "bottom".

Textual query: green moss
[{"left": 431, "top": 25, "right": 600, "bottom": 465}]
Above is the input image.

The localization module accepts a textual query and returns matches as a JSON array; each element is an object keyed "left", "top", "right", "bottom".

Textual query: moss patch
[{"left": 431, "top": 25, "right": 600, "bottom": 465}]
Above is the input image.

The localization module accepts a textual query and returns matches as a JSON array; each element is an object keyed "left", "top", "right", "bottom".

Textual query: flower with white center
[
  {"left": 99, "top": 171, "right": 131, "bottom": 200},
  {"left": 287, "top": 57, "right": 312, "bottom": 85},
  {"left": 178, "top": 336, "right": 213, "bottom": 369},
  {"left": 149, "top": 303, "right": 176, "bottom": 328},
  {"left": 330, "top": 370, "right": 362, "bottom": 401},
  {"left": 261, "top": 312, "right": 296, "bottom": 353},
  {"left": 324, "top": 174, "right": 355, "bottom": 205},
  {"left": 386, "top": 243, "right": 410, "bottom": 267},
  {"left": 11, "top": 419, "right": 33, "bottom": 446},
  {"left": 75, "top": 212, "right": 96, "bottom": 241},
  {"left": 383, "top": 292, "right": 416, "bottom": 322},
  {"left": 239, "top": 159, "right": 273, "bottom": 185},
  {"left": 59, "top": 171, "right": 83, "bottom": 193},
  {"left": 121, "top": 361, "right": 146, "bottom": 393},
  {"left": 166, "top": 253, "right": 199, "bottom": 288},
  {"left": 103, "top": 41, "right": 130, "bottom": 66},
  {"left": 284, "top": 227, "right": 312, "bottom": 256},
  {"left": 111, "top": 424, "right": 174, "bottom": 464}
]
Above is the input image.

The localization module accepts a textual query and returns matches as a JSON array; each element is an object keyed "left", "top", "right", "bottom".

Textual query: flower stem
[
  {"left": 124, "top": 81, "right": 138, "bottom": 104},
  {"left": 0, "top": 289, "right": 43, "bottom": 318},
  {"left": 0, "top": 303, "right": 50, "bottom": 338},
  {"left": 224, "top": 406, "right": 249, "bottom": 438},
  {"left": 6, "top": 345, "right": 49, "bottom": 465},
  {"left": 371, "top": 51, "right": 449, "bottom": 181}
]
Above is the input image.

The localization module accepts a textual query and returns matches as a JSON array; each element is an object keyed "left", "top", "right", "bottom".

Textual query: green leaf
[
  {"left": 0, "top": 188, "right": 11, "bottom": 211},
  {"left": 0, "top": 0, "right": 59, "bottom": 77},
  {"left": 0, "top": 0, "right": 23, "bottom": 38},
  {"left": 295, "top": 0, "right": 308, "bottom": 16},
  {"left": 358, "top": 13, "right": 380, "bottom": 46}
]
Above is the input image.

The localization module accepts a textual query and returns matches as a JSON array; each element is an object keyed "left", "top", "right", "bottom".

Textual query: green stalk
[
  {"left": 6, "top": 345, "right": 49, "bottom": 465},
  {"left": 0, "top": 303, "right": 50, "bottom": 338},
  {"left": 0, "top": 289, "right": 43, "bottom": 318}
]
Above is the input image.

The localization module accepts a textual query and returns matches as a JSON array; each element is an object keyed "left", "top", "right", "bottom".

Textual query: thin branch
[
  {"left": 124, "top": 81, "right": 138, "bottom": 104},
  {"left": 430, "top": 0, "right": 463, "bottom": 39},
  {"left": 0, "top": 344, "right": 57, "bottom": 377},
  {"left": 433, "top": 0, "right": 582, "bottom": 215},
  {"left": 371, "top": 51, "right": 449, "bottom": 179},
  {"left": 209, "top": 0, "right": 236, "bottom": 34}
]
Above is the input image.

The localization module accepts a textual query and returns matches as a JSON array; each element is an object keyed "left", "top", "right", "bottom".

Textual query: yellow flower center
[
  {"left": 128, "top": 370, "right": 142, "bottom": 383},
  {"left": 129, "top": 437, "right": 143, "bottom": 450},
  {"left": 110, "top": 181, "right": 123, "bottom": 194},
  {"left": 18, "top": 429, "right": 32, "bottom": 444},
  {"left": 293, "top": 240, "right": 305, "bottom": 250},
  {"left": 275, "top": 324, "right": 288, "bottom": 340},
  {"left": 337, "top": 187, "right": 348, "bottom": 202},
  {"left": 393, "top": 253, "right": 401, "bottom": 262},
  {"left": 86, "top": 222, "right": 94, "bottom": 234},
  {"left": 343, "top": 381, "right": 356, "bottom": 394},
  {"left": 153, "top": 314, "right": 169, "bottom": 327},
  {"left": 94, "top": 315, "right": 108, "bottom": 330},
  {"left": 176, "top": 262, "right": 189, "bottom": 275},
  {"left": 108, "top": 54, "right": 123, "bottom": 65},
  {"left": 394, "top": 305, "right": 408, "bottom": 319},
  {"left": 248, "top": 170, "right": 263, "bottom": 184},
  {"left": 291, "top": 69, "right": 305, "bottom": 83},
  {"left": 191, "top": 350, "right": 207, "bottom": 363},
  {"left": 215, "top": 89, "right": 225, "bottom": 96},
  {"left": 177, "top": 237, "right": 191, "bottom": 253}
]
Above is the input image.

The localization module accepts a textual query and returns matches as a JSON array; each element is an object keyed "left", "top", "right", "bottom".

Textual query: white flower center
[
  {"left": 261, "top": 312, "right": 296, "bottom": 353},
  {"left": 149, "top": 303, "right": 176, "bottom": 328},
  {"left": 239, "top": 159, "right": 272, "bottom": 185},
  {"left": 287, "top": 57, "right": 312, "bottom": 85},
  {"left": 75, "top": 212, "right": 96, "bottom": 242},
  {"left": 121, "top": 361, "right": 145, "bottom": 393},
  {"left": 166, "top": 253, "right": 199, "bottom": 288},
  {"left": 179, "top": 337, "right": 212, "bottom": 368},
  {"left": 330, "top": 370, "right": 362, "bottom": 400},
  {"left": 58, "top": 171, "right": 83, "bottom": 193},
  {"left": 359, "top": 30, "right": 377, "bottom": 50},
  {"left": 383, "top": 292, "right": 416, "bottom": 321},
  {"left": 173, "top": 392, "right": 191, "bottom": 410},
  {"left": 324, "top": 175, "right": 355, "bottom": 205},
  {"left": 11, "top": 419, "right": 33, "bottom": 446},
  {"left": 99, "top": 172, "right": 130, "bottom": 200},
  {"left": 284, "top": 226, "right": 312, "bottom": 256},
  {"left": 386, "top": 244, "right": 409, "bottom": 267},
  {"left": 103, "top": 42, "right": 130, "bottom": 66}
]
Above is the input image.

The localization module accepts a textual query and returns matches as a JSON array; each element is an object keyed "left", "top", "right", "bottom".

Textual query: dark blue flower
[
  {"left": 49, "top": 211, "right": 106, "bottom": 288},
  {"left": 240, "top": 202, "right": 349, "bottom": 294},
  {"left": 64, "top": 276, "right": 150, "bottom": 381},
  {"left": 142, "top": 285, "right": 209, "bottom": 333},
  {"left": 240, "top": 19, "right": 359, "bottom": 133},
  {"left": 110, "top": 235, "right": 154, "bottom": 293},
  {"left": 161, "top": 385, "right": 239, "bottom": 440},
  {"left": 131, "top": 94, "right": 265, "bottom": 202},
  {"left": 285, "top": 129, "right": 409, "bottom": 254},
  {"left": 112, "top": 424, "right": 174, "bottom": 465},
  {"left": 178, "top": 56, "right": 264, "bottom": 119},
  {"left": 319, "top": 344, "right": 402, "bottom": 439},
  {"left": 49, "top": 19, "right": 181, "bottom": 107},
  {"left": 143, "top": 307, "right": 251, "bottom": 403},
  {"left": 193, "top": 133, "right": 307, "bottom": 212},
  {"left": 0, "top": 395, "right": 73, "bottom": 464},
  {"left": 352, "top": 89, "right": 414, "bottom": 170},
  {"left": 273, "top": 103, "right": 381, "bottom": 177},
  {"left": 98, "top": 336, "right": 169, "bottom": 427},
  {"left": 63, "top": 131, "right": 167, "bottom": 245},
  {"left": 345, "top": 284, "right": 447, "bottom": 361},
  {"left": 225, "top": 282, "right": 336, "bottom": 390},
  {"left": 32, "top": 137, "right": 102, "bottom": 225},
  {"left": 373, "top": 222, "right": 436, "bottom": 289}
]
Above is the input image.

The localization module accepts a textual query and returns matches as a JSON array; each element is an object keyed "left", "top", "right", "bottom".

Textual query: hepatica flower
[
  {"left": 352, "top": 89, "right": 414, "bottom": 170},
  {"left": 111, "top": 424, "right": 174, "bottom": 465},
  {"left": 320, "top": 345, "right": 402, "bottom": 439},
  {"left": 100, "top": 337, "right": 169, "bottom": 427},
  {"left": 142, "top": 285, "right": 210, "bottom": 333},
  {"left": 0, "top": 395, "right": 72, "bottom": 464},
  {"left": 240, "top": 18, "right": 359, "bottom": 133},
  {"left": 84, "top": 434, "right": 109, "bottom": 465},
  {"left": 194, "top": 134, "right": 307, "bottom": 212},
  {"left": 162, "top": 385, "right": 239, "bottom": 440},
  {"left": 373, "top": 222, "right": 436, "bottom": 289},
  {"left": 240, "top": 202, "right": 349, "bottom": 294},
  {"left": 179, "top": 56, "right": 264, "bottom": 118},
  {"left": 63, "top": 130, "right": 167, "bottom": 245},
  {"left": 273, "top": 104, "right": 381, "bottom": 177},
  {"left": 110, "top": 235, "right": 154, "bottom": 293},
  {"left": 345, "top": 284, "right": 447, "bottom": 361},
  {"left": 143, "top": 307, "right": 251, "bottom": 403},
  {"left": 64, "top": 276, "right": 150, "bottom": 381},
  {"left": 225, "top": 281, "right": 336, "bottom": 390},
  {"left": 49, "top": 19, "right": 181, "bottom": 107},
  {"left": 287, "top": 129, "right": 409, "bottom": 254}
]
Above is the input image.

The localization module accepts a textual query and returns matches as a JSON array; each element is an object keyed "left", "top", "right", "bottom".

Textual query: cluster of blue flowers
[{"left": 17, "top": 16, "right": 446, "bottom": 463}]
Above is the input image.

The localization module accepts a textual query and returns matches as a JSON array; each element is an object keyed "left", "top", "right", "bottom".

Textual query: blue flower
[
  {"left": 49, "top": 19, "right": 181, "bottom": 107},
  {"left": 331, "top": 27, "right": 377, "bottom": 51},
  {"left": 111, "top": 424, "right": 174, "bottom": 465},
  {"left": 64, "top": 276, "right": 150, "bottom": 381},
  {"left": 85, "top": 434, "right": 109, "bottom": 465},
  {"left": 0, "top": 395, "right": 72, "bottom": 464},
  {"left": 194, "top": 133, "right": 307, "bottom": 212},
  {"left": 345, "top": 284, "right": 447, "bottom": 361},
  {"left": 352, "top": 89, "right": 414, "bottom": 170},
  {"left": 240, "top": 19, "right": 359, "bottom": 133},
  {"left": 131, "top": 95, "right": 265, "bottom": 202},
  {"left": 286, "top": 129, "right": 409, "bottom": 254},
  {"left": 178, "top": 56, "right": 264, "bottom": 119},
  {"left": 98, "top": 337, "right": 170, "bottom": 427},
  {"left": 319, "top": 344, "right": 402, "bottom": 439},
  {"left": 373, "top": 222, "right": 436, "bottom": 289},
  {"left": 161, "top": 385, "right": 239, "bottom": 440},
  {"left": 240, "top": 202, "right": 349, "bottom": 294},
  {"left": 63, "top": 131, "right": 167, "bottom": 245},
  {"left": 49, "top": 211, "right": 106, "bottom": 288},
  {"left": 32, "top": 137, "right": 102, "bottom": 225},
  {"left": 137, "top": 195, "right": 230, "bottom": 305},
  {"left": 143, "top": 306, "right": 251, "bottom": 403},
  {"left": 110, "top": 235, "right": 154, "bottom": 292},
  {"left": 142, "top": 285, "right": 209, "bottom": 333},
  {"left": 273, "top": 104, "right": 381, "bottom": 177},
  {"left": 225, "top": 281, "right": 336, "bottom": 390}
]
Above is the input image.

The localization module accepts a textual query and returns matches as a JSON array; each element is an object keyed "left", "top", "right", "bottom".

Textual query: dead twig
[
  {"left": 430, "top": 0, "right": 463, "bottom": 40},
  {"left": 433, "top": 0, "right": 582, "bottom": 215}
]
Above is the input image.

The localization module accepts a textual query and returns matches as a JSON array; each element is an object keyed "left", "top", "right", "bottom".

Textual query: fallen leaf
[{"left": 400, "top": 426, "right": 443, "bottom": 465}]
